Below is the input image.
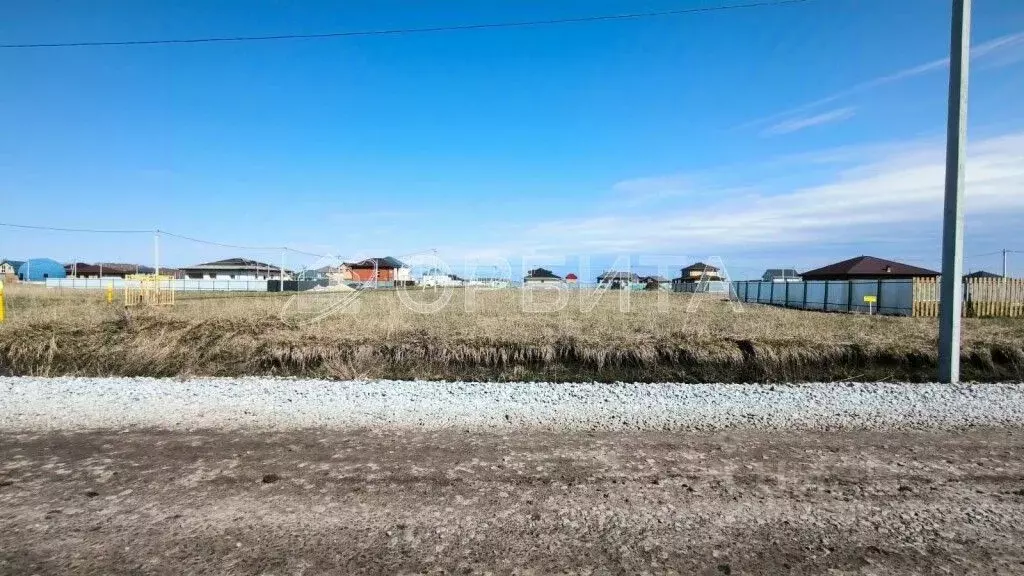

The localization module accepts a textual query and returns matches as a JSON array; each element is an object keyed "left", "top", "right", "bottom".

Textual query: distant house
[
  {"left": 295, "top": 268, "right": 329, "bottom": 281},
  {"left": 964, "top": 270, "right": 1002, "bottom": 279},
  {"left": 420, "top": 268, "right": 464, "bottom": 287},
  {"left": 467, "top": 277, "right": 511, "bottom": 289},
  {"left": 179, "top": 258, "right": 291, "bottom": 280},
  {"left": 65, "top": 262, "right": 165, "bottom": 278},
  {"left": 672, "top": 262, "right": 723, "bottom": 287},
  {"left": 565, "top": 273, "right": 578, "bottom": 284},
  {"left": 762, "top": 268, "right": 801, "bottom": 282},
  {"left": 16, "top": 258, "right": 67, "bottom": 281},
  {"left": 0, "top": 259, "right": 24, "bottom": 277},
  {"left": 523, "top": 268, "right": 562, "bottom": 286},
  {"left": 639, "top": 275, "right": 670, "bottom": 289},
  {"left": 340, "top": 257, "right": 409, "bottom": 284},
  {"left": 597, "top": 271, "right": 639, "bottom": 288},
  {"left": 801, "top": 256, "right": 939, "bottom": 281}
]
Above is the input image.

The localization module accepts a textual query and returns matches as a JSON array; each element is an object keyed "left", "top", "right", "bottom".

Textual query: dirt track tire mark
[{"left": 2, "top": 428, "right": 1024, "bottom": 574}]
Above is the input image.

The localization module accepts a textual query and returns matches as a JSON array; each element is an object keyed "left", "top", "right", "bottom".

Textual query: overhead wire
[
  {"left": 0, "top": 222, "right": 151, "bottom": 234},
  {"left": 0, "top": 0, "right": 812, "bottom": 49},
  {"left": 156, "top": 229, "right": 282, "bottom": 252}
]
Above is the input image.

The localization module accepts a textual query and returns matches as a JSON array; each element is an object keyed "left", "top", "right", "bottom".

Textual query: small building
[
  {"left": 639, "top": 275, "right": 670, "bottom": 290},
  {"left": 597, "top": 271, "right": 639, "bottom": 288},
  {"left": 295, "top": 268, "right": 330, "bottom": 281},
  {"left": 672, "top": 262, "right": 723, "bottom": 287},
  {"left": 179, "top": 258, "right": 291, "bottom": 280},
  {"left": 420, "top": 268, "right": 464, "bottom": 287},
  {"left": 801, "top": 256, "right": 939, "bottom": 281},
  {"left": 96, "top": 263, "right": 157, "bottom": 276},
  {"left": 523, "top": 268, "right": 562, "bottom": 286},
  {"left": 0, "top": 259, "right": 25, "bottom": 277},
  {"left": 762, "top": 268, "right": 801, "bottom": 282},
  {"left": 341, "top": 257, "right": 408, "bottom": 284},
  {"left": 16, "top": 258, "right": 67, "bottom": 281},
  {"left": 964, "top": 270, "right": 1002, "bottom": 279},
  {"left": 565, "top": 273, "right": 578, "bottom": 284},
  {"left": 65, "top": 262, "right": 161, "bottom": 278},
  {"left": 466, "top": 277, "right": 511, "bottom": 289}
]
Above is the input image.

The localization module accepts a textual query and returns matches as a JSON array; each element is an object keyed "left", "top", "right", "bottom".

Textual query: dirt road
[{"left": 2, "top": 428, "right": 1024, "bottom": 575}]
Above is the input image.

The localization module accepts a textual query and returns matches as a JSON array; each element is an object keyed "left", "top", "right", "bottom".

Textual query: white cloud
[
  {"left": 737, "top": 31, "right": 1024, "bottom": 132},
  {"left": 501, "top": 130, "right": 1024, "bottom": 257},
  {"left": 761, "top": 107, "right": 856, "bottom": 136}
]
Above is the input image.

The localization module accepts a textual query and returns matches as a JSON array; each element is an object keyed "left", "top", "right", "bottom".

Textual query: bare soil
[{"left": 3, "top": 428, "right": 1024, "bottom": 574}]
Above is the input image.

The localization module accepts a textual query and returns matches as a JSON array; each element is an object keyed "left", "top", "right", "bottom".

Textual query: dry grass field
[{"left": 1, "top": 283, "right": 1022, "bottom": 381}]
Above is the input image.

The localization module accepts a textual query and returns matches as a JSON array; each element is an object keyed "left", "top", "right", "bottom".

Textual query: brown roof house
[
  {"left": 801, "top": 256, "right": 939, "bottom": 281},
  {"left": 672, "top": 262, "right": 723, "bottom": 286}
]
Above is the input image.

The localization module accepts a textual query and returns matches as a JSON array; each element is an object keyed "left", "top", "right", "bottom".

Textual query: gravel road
[
  {"left": 3, "top": 378, "right": 1024, "bottom": 574},
  {"left": 3, "top": 377, "right": 1024, "bottom": 431}
]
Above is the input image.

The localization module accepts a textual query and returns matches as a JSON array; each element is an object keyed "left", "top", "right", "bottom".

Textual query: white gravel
[{"left": 2, "top": 377, "right": 1024, "bottom": 432}]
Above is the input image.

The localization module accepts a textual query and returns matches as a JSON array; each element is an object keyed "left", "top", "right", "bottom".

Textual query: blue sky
[{"left": 1, "top": 0, "right": 1023, "bottom": 279}]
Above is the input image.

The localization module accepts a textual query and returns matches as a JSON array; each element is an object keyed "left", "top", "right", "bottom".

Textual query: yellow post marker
[
  {"left": 106, "top": 282, "right": 114, "bottom": 304},
  {"left": 863, "top": 294, "right": 877, "bottom": 315},
  {"left": 0, "top": 279, "right": 5, "bottom": 323}
]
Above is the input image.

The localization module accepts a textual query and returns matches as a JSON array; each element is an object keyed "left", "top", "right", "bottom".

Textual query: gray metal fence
[
  {"left": 674, "top": 281, "right": 730, "bottom": 294},
  {"left": 731, "top": 279, "right": 915, "bottom": 316}
]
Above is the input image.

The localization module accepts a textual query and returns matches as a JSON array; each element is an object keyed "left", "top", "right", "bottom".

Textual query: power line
[
  {"left": 0, "top": 221, "right": 439, "bottom": 262},
  {"left": 284, "top": 247, "right": 330, "bottom": 259},
  {"left": 0, "top": 222, "right": 151, "bottom": 234},
  {"left": 965, "top": 250, "right": 1003, "bottom": 258},
  {"left": 966, "top": 249, "right": 1024, "bottom": 258},
  {"left": 157, "top": 230, "right": 283, "bottom": 252},
  {"left": 0, "top": 0, "right": 812, "bottom": 50}
]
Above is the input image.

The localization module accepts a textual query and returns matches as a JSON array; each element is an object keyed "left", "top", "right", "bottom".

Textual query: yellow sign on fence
[{"left": 863, "top": 295, "right": 877, "bottom": 303}]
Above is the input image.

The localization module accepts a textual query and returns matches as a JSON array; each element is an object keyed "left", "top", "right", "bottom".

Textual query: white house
[
  {"left": 523, "top": 268, "right": 564, "bottom": 287},
  {"left": 0, "top": 259, "right": 24, "bottom": 276},
  {"left": 179, "top": 258, "right": 292, "bottom": 281},
  {"left": 420, "top": 268, "right": 464, "bottom": 287}
]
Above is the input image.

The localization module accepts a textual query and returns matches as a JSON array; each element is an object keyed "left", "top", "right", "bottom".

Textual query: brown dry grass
[{"left": 1, "top": 283, "right": 1022, "bottom": 381}]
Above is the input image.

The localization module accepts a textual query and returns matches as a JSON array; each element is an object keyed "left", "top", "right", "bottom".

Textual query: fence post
[
  {"left": 802, "top": 281, "right": 808, "bottom": 310},
  {"left": 847, "top": 280, "right": 853, "bottom": 312},
  {"left": 823, "top": 281, "right": 830, "bottom": 312},
  {"left": 744, "top": 281, "right": 749, "bottom": 302},
  {"left": 757, "top": 281, "right": 762, "bottom": 303},
  {"left": 769, "top": 281, "right": 775, "bottom": 305},
  {"left": 785, "top": 281, "right": 790, "bottom": 308},
  {"left": 876, "top": 279, "right": 883, "bottom": 314}
]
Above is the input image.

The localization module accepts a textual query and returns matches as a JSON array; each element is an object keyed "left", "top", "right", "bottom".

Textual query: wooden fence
[{"left": 913, "top": 277, "right": 1024, "bottom": 318}]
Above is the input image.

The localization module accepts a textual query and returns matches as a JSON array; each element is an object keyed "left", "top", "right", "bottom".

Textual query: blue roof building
[{"left": 17, "top": 258, "right": 67, "bottom": 281}]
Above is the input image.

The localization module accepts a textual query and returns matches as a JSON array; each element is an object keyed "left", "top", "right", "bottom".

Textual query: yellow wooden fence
[
  {"left": 913, "top": 277, "right": 1024, "bottom": 318},
  {"left": 124, "top": 274, "right": 176, "bottom": 307}
]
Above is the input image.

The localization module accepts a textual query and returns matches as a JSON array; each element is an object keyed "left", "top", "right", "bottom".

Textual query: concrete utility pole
[
  {"left": 280, "top": 249, "right": 286, "bottom": 292},
  {"left": 1003, "top": 249, "right": 1008, "bottom": 277},
  {"left": 154, "top": 230, "right": 161, "bottom": 276},
  {"left": 938, "top": 0, "right": 972, "bottom": 384}
]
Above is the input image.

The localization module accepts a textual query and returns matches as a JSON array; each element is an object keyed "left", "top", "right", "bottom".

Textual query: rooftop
[
  {"left": 802, "top": 255, "right": 939, "bottom": 278},
  {"left": 344, "top": 256, "right": 407, "bottom": 269},
  {"left": 681, "top": 262, "right": 720, "bottom": 273},
  {"left": 525, "top": 267, "right": 561, "bottom": 279}
]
